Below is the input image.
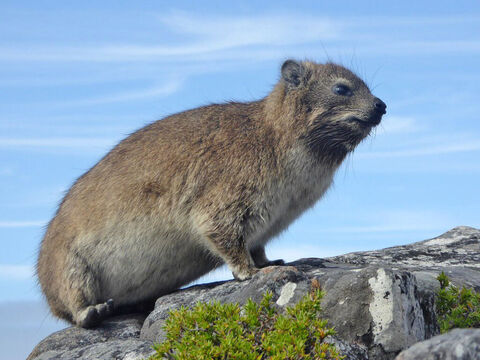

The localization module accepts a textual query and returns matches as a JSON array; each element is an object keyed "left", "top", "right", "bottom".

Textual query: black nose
[{"left": 373, "top": 97, "right": 387, "bottom": 114}]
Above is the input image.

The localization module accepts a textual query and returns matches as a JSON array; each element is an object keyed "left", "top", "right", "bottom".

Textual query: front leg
[
  {"left": 220, "top": 239, "right": 259, "bottom": 281},
  {"left": 203, "top": 228, "right": 259, "bottom": 281},
  {"left": 250, "top": 246, "right": 285, "bottom": 268}
]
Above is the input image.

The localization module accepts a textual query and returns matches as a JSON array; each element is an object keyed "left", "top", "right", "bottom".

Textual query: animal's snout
[{"left": 373, "top": 97, "right": 387, "bottom": 115}]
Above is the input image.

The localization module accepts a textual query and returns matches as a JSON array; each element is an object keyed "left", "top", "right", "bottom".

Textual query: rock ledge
[{"left": 28, "top": 226, "right": 480, "bottom": 360}]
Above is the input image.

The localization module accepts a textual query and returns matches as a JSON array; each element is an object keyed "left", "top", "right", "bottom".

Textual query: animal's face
[{"left": 281, "top": 60, "right": 386, "bottom": 161}]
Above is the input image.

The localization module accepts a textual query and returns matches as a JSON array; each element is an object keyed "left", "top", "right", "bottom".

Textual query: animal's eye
[{"left": 332, "top": 84, "right": 352, "bottom": 96}]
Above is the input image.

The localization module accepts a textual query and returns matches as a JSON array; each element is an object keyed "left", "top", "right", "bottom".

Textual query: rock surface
[
  {"left": 329, "top": 226, "right": 480, "bottom": 291},
  {"left": 27, "top": 315, "right": 155, "bottom": 360},
  {"left": 28, "top": 226, "right": 480, "bottom": 360},
  {"left": 395, "top": 328, "right": 480, "bottom": 360}
]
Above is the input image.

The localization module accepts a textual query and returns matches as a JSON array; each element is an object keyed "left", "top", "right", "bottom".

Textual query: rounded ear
[{"left": 281, "top": 59, "right": 304, "bottom": 87}]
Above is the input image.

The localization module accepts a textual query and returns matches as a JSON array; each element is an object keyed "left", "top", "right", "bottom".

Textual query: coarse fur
[{"left": 37, "top": 60, "right": 386, "bottom": 327}]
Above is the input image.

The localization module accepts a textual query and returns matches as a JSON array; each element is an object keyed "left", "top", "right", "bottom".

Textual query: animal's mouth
[{"left": 346, "top": 114, "right": 382, "bottom": 127}]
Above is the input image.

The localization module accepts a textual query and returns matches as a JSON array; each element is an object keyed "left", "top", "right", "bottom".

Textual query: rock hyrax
[{"left": 37, "top": 60, "right": 386, "bottom": 327}]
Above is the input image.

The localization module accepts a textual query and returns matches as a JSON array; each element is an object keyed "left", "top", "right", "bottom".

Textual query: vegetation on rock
[
  {"left": 436, "top": 272, "right": 480, "bottom": 333},
  {"left": 149, "top": 287, "right": 343, "bottom": 360}
]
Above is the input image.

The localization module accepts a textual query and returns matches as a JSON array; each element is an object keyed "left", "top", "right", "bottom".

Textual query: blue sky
[{"left": 1, "top": 1, "right": 480, "bottom": 358}]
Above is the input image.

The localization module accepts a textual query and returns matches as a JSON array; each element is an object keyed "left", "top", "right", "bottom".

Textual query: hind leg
[{"left": 61, "top": 253, "right": 115, "bottom": 328}]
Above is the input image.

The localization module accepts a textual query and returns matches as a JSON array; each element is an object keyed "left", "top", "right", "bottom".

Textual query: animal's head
[{"left": 280, "top": 59, "right": 386, "bottom": 163}]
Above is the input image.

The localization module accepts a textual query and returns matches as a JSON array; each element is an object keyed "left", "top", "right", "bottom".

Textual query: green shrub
[
  {"left": 436, "top": 272, "right": 480, "bottom": 333},
  {"left": 149, "top": 288, "right": 344, "bottom": 360}
]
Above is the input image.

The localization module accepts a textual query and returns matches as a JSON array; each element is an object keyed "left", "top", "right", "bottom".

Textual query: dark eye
[{"left": 332, "top": 84, "right": 352, "bottom": 96}]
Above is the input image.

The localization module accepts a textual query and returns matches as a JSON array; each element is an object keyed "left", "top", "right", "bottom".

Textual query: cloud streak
[
  {"left": 0, "top": 13, "right": 339, "bottom": 63},
  {"left": 0, "top": 221, "right": 46, "bottom": 228},
  {"left": 359, "top": 139, "right": 480, "bottom": 158},
  {"left": 0, "top": 137, "right": 115, "bottom": 148},
  {"left": 0, "top": 13, "right": 478, "bottom": 64},
  {"left": 0, "top": 264, "right": 34, "bottom": 280},
  {"left": 55, "top": 79, "right": 183, "bottom": 107},
  {"left": 158, "top": 12, "right": 339, "bottom": 47},
  {"left": 3, "top": 39, "right": 478, "bottom": 64},
  {"left": 377, "top": 115, "right": 422, "bottom": 134}
]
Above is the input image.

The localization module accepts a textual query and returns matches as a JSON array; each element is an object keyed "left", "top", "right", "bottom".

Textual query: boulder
[
  {"left": 28, "top": 226, "right": 480, "bottom": 360},
  {"left": 395, "top": 328, "right": 480, "bottom": 360},
  {"left": 27, "top": 315, "right": 155, "bottom": 360}
]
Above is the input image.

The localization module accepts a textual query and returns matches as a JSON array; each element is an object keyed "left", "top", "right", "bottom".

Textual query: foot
[
  {"left": 232, "top": 266, "right": 259, "bottom": 281},
  {"left": 258, "top": 259, "right": 285, "bottom": 268},
  {"left": 76, "top": 299, "right": 114, "bottom": 328}
]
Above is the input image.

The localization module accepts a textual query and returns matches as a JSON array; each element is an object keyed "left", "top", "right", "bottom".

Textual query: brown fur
[{"left": 37, "top": 60, "right": 386, "bottom": 327}]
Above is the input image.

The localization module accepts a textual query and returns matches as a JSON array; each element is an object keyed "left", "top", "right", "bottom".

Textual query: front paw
[
  {"left": 267, "top": 259, "right": 285, "bottom": 266},
  {"left": 258, "top": 259, "right": 285, "bottom": 268},
  {"left": 232, "top": 267, "right": 259, "bottom": 281}
]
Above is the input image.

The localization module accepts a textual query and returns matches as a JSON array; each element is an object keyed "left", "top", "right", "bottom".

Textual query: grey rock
[
  {"left": 141, "top": 261, "right": 430, "bottom": 359},
  {"left": 318, "top": 267, "right": 426, "bottom": 358},
  {"left": 325, "top": 336, "right": 369, "bottom": 360},
  {"left": 330, "top": 225, "right": 480, "bottom": 344},
  {"left": 395, "top": 328, "right": 480, "bottom": 360},
  {"left": 30, "top": 339, "right": 155, "bottom": 360},
  {"left": 329, "top": 226, "right": 480, "bottom": 291},
  {"left": 27, "top": 314, "right": 155, "bottom": 360},
  {"left": 28, "top": 226, "right": 480, "bottom": 360}
]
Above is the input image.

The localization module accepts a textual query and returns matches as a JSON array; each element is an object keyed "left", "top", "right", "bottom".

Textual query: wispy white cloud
[
  {"left": 4, "top": 39, "right": 473, "bottom": 64},
  {"left": 0, "top": 13, "right": 478, "bottom": 64},
  {"left": 0, "top": 13, "right": 340, "bottom": 63},
  {"left": 158, "top": 12, "right": 339, "bottom": 47},
  {"left": 0, "top": 41, "right": 276, "bottom": 63},
  {"left": 359, "top": 139, "right": 480, "bottom": 158},
  {"left": 377, "top": 115, "right": 422, "bottom": 134},
  {"left": 358, "top": 129, "right": 480, "bottom": 159},
  {"left": 377, "top": 40, "right": 480, "bottom": 55},
  {"left": 344, "top": 14, "right": 480, "bottom": 27},
  {"left": 31, "top": 78, "right": 184, "bottom": 109},
  {"left": 61, "top": 79, "right": 183, "bottom": 106},
  {"left": 0, "top": 113, "right": 152, "bottom": 129},
  {"left": 0, "top": 264, "right": 33, "bottom": 280},
  {"left": 0, "top": 137, "right": 115, "bottom": 148},
  {"left": 0, "top": 221, "right": 45, "bottom": 228}
]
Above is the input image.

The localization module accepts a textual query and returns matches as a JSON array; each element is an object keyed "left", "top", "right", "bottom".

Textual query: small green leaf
[{"left": 436, "top": 273, "right": 480, "bottom": 333}]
